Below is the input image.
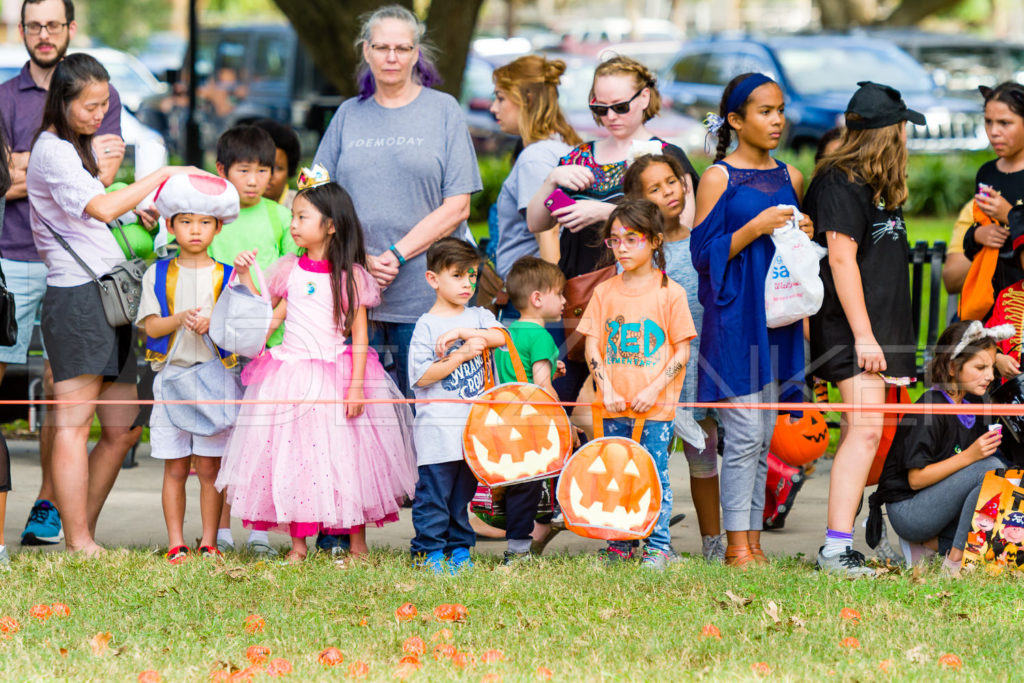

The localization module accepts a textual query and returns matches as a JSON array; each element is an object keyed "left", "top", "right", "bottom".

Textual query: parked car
[
  {"left": 137, "top": 24, "right": 343, "bottom": 157},
  {"left": 660, "top": 35, "right": 988, "bottom": 152},
  {"left": 556, "top": 17, "right": 683, "bottom": 57},
  {"left": 861, "top": 29, "right": 1024, "bottom": 99},
  {"left": 461, "top": 52, "right": 704, "bottom": 156},
  {"left": 136, "top": 31, "right": 187, "bottom": 82}
]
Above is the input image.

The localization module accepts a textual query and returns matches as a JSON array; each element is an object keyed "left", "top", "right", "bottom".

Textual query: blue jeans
[
  {"left": 410, "top": 460, "right": 478, "bottom": 556},
  {"left": 603, "top": 418, "right": 673, "bottom": 552},
  {"left": 369, "top": 321, "right": 416, "bottom": 398}
]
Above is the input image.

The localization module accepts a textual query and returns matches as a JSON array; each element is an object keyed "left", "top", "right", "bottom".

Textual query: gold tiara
[{"left": 297, "top": 163, "right": 331, "bottom": 191}]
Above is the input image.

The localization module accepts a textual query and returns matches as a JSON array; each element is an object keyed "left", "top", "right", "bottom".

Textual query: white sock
[
  {"left": 0, "top": 545, "right": 6, "bottom": 553},
  {"left": 216, "top": 528, "right": 234, "bottom": 548},
  {"left": 248, "top": 530, "right": 269, "bottom": 545}
]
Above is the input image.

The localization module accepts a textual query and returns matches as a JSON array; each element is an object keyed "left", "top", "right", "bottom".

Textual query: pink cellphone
[{"left": 544, "top": 188, "right": 576, "bottom": 213}]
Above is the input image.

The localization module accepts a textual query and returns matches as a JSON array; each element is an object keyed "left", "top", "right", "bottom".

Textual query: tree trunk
[
  {"left": 814, "top": 0, "right": 878, "bottom": 28},
  {"left": 271, "top": 0, "right": 483, "bottom": 100},
  {"left": 424, "top": 0, "right": 486, "bottom": 98},
  {"left": 883, "top": 0, "right": 963, "bottom": 26}
]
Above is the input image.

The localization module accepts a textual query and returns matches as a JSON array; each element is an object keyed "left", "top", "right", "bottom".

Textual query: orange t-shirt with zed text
[{"left": 577, "top": 273, "right": 696, "bottom": 421}]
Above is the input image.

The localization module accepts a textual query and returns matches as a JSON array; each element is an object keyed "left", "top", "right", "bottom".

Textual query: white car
[{"left": 70, "top": 46, "right": 168, "bottom": 112}]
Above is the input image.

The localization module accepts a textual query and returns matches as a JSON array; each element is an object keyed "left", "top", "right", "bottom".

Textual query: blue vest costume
[{"left": 144, "top": 258, "right": 237, "bottom": 368}]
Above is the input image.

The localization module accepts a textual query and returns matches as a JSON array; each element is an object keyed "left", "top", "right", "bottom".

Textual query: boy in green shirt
[
  {"left": 493, "top": 256, "right": 566, "bottom": 564},
  {"left": 209, "top": 124, "right": 297, "bottom": 273}
]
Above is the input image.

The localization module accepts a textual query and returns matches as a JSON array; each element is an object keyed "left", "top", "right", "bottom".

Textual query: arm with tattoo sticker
[
  {"left": 631, "top": 340, "right": 691, "bottom": 414},
  {"left": 585, "top": 335, "right": 625, "bottom": 413}
]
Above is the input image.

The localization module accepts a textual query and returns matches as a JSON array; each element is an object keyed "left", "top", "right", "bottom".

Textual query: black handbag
[{"left": 0, "top": 259, "right": 17, "bottom": 347}]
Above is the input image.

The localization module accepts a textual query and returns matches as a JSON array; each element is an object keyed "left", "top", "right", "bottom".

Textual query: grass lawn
[{"left": 0, "top": 550, "right": 1010, "bottom": 681}]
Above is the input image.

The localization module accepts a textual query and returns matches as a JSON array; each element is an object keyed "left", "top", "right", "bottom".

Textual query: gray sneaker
[
  {"left": 0, "top": 546, "right": 10, "bottom": 570},
  {"left": 816, "top": 546, "right": 875, "bottom": 578},
  {"left": 702, "top": 533, "right": 727, "bottom": 563},
  {"left": 246, "top": 540, "right": 279, "bottom": 558},
  {"left": 216, "top": 537, "right": 235, "bottom": 553}
]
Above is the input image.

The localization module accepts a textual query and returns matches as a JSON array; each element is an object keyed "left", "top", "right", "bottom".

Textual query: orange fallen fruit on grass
[
  {"left": 701, "top": 624, "right": 722, "bottom": 639},
  {"left": 348, "top": 661, "right": 370, "bottom": 679},
  {"left": 431, "top": 628, "right": 453, "bottom": 642},
  {"left": 29, "top": 604, "right": 52, "bottom": 620},
  {"left": 243, "top": 615, "right": 265, "bottom": 634},
  {"left": 840, "top": 637, "right": 860, "bottom": 649},
  {"left": 839, "top": 608, "right": 861, "bottom": 623},
  {"left": 398, "top": 655, "right": 422, "bottom": 669},
  {"left": 50, "top": 603, "right": 71, "bottom": 618},
  {"left": 452, "top": 651, "right": 476, "bottom": 669},
  {"left": 138, "top": 671, "right": 162, "bottom": 683},
  {"left": 266, "top": 658, "right": 292, "bottom": 677},
  {"left": 480, "top": 649, "right": 505, "bottom": 664},
  {"left": 938, "top": 653, "right": 962, "bottom": 670},
  {"left": 434, "top": 644, "right": 456, "bottom": 661},
  {"left": 319, "top": 647, "right": 344, "bottom": 666},
  {"left": 535, "top": 666, "right": 553, "bottom": 680},
  {"left": 395, "top": 603, "right": 418, "bottom": 622},
  {"left": 0, "top": 616, "right": 20, "bottom": 634},
  {"left": 403, "top": 636, "right": 426, "bottom": 656},
  {"left": 434, "top": 603, "right": 468, "bottom": 622},
  {"left": 480, "top": 674, "right": 502, "bottom": 683},
  {"left": 751, "top": 662, "right": 772, "bottom": 676},
  {"left": 246, "top": 646, "right": 270, "bottom": 665},
  {"left": 879, "top": 659, "right": 894, "bottom": 673}
]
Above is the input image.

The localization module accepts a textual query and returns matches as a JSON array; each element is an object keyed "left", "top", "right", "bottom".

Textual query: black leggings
[{"left": 0, "top": 432, "right": 10, "bottom": 493}]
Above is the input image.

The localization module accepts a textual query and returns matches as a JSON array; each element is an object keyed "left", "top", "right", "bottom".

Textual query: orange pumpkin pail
[
  {"left": 770, "top": 409, "right": 830, "bottom": 467},
  {"left": 462, "top": 329, "right": 573, "bottom": 487},
  {"left": 866, "top": 385, "right": 911, "bottom": 487},
  {"left": 555, "top": 405, "right": 662, "bottom": 541}
]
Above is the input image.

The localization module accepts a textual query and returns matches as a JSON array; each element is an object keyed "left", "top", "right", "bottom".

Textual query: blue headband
[{"left": 726, "top": 73, "right": 775, "bottom": 114}]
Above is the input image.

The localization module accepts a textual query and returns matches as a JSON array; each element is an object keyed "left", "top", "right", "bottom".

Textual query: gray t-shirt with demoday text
[
  {"left": 313, "top": 88, "right": 482, "bottom": 323},
  {"left": 408, "top": 306, "right": 501, "bottom": 466}
]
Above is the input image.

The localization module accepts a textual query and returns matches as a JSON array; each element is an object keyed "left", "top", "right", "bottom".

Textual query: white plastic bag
[{"left": 764, "top": 205, "right": 828, "bottom": 328}]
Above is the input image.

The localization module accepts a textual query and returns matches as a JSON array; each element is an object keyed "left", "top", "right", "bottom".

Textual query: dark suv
[
  {"left": 139, "top": 24, "right": 343, "bottom": 156},
  {"left": 660, "top": 35, "right": 987, "bottom": 152}
]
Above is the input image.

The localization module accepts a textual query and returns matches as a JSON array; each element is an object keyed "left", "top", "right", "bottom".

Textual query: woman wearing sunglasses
[{"left": 526, "top": 55, "right": 700, "bottom": 419}]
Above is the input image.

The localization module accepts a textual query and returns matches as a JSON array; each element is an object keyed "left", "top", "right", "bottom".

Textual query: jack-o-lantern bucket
[
  {"left": 770, "top": 409, "right": 830, "bottom": 467},
  {"left": 462, "top": 331, "right": 572, "bottom": 487},
  {"left": 556, "top": 413, "right": 662, "bottom": 541}
]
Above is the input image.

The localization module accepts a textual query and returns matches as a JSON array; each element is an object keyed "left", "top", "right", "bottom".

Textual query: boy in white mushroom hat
[{"left": 136, "top": 172, "right": 241, "bottom": 564}]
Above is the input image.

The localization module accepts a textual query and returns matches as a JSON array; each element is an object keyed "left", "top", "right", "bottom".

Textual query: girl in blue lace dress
[{"left": 689, "top": 73, "right": 813, "bottom": 568}]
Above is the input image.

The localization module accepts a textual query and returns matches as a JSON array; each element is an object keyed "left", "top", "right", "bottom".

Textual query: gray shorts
[
  {"left": 0, "top": 258, "right": 48, "bottom": 365},
  {"left": 41, "top": 283, "right": 137, "bottom": 384}
]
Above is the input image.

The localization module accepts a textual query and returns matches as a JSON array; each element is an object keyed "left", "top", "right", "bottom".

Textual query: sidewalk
[{"left": 3, "top": 438, "right": 888, "bottom": 560}]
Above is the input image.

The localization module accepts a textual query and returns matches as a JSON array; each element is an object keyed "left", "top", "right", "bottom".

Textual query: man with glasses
[{"left": 0, "top": 0, "right": 124, "bottom": 547}]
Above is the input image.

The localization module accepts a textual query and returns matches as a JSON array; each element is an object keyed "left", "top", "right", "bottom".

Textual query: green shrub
[{"left": 471, "top": 152, "right": 512, "bottom": 223}]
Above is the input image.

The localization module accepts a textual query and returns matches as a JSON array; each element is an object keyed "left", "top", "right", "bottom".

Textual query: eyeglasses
[
  {"left": 369, "top": 43, "right": 417, "bottom": 57},
  {"left": 22, "top": 21, "right": 68, "bottom": 36},
  {"left": 589, "top": 88, "right": 645, "bottom": 117},
  {"left": 604, "top": 233, "right": 647, "bottom": 250}
]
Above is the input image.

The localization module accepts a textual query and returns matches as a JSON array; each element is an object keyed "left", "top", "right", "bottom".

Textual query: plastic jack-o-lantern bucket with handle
[
  {"left": 556, "top": 406, "right": 662, "bottom": 541},
  {"left": 770, "top": 409, "right": 830, "bottom": 467},
  {"left": 462, "top": 329, "right": 573, "bottom": 487}
]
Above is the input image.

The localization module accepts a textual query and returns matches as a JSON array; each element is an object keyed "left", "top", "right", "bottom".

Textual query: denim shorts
[{"left": 0, "top": 258, "right": 48, "bottom": 365}]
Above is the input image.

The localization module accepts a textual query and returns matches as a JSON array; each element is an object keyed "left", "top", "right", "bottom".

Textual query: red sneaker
[{"left": 166, "top": 545, "right": 190, "bottom": 564}]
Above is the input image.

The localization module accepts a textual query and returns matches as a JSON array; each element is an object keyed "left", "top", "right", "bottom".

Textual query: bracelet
[{"left": 389, "top": 244, "right": 406, "bottom": 266}]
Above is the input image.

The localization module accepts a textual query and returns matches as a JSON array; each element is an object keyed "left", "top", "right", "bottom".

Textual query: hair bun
[{"left": 544, "top": 59, "right": 566, "bottom": 85}]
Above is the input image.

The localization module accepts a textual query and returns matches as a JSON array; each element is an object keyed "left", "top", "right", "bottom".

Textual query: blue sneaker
[
  {"left": 414, "top": 551, "right": 446, "bottom": 574},
  {"left": 315, "top": 533, "right": 350, "bottom": 555},
  {"left": 449, "top": 547, "right": 474, "bottom": 573},
  {"left": 21, "top": 500, "right": 63, "bottom": 546}
]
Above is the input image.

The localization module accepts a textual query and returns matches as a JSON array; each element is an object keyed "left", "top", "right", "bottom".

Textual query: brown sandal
[
  {"left": 749, "top": 543, "right": 769, "bottom": 565},
  {"left": 724, "top": 544, "right": 758, "bottom": 568}
]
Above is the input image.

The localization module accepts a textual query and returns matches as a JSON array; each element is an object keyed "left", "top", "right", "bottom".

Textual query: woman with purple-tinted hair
[{"left": 313, "top": 4, "right": 481, "bottom": 398}]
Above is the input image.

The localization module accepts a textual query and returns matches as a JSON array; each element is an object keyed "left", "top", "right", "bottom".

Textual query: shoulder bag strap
[
  {"left": 107, "top": 217, "right": 139, "bottom": 260},
  {"left": 38, "top": 215, "right": 104, "bottom": 286}
]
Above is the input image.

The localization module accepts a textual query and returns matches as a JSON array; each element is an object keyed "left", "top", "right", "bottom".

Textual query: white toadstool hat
[{"left": 154, "top": 173, "right": 240, "bottom": 225}]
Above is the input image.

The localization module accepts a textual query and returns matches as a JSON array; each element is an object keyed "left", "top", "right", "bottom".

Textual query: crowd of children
[{"left": 9, "top": 50, "right": 1024, "bottom": 580}]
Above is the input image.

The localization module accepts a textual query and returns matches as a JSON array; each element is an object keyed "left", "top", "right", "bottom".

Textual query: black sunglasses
[{"left": 589, "top": 88, "right": 645, "bottom": 117}]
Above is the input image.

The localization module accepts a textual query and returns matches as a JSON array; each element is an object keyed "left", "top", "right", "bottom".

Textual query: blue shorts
[{"left": 0, "top": 258, "right": 48, "bottom": 365}]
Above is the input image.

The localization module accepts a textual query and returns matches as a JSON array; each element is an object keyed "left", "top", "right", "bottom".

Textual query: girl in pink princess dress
[{"left": 216, "top": 174, "right": 416, "bottom": 562}]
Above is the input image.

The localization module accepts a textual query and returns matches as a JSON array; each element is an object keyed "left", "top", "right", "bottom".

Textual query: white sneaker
[{"left": 816, "top": 545, "right": 875, "bottom": 578}]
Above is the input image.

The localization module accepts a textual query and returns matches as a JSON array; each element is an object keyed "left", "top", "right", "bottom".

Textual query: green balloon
[{"left": 112, "top": 222, "right": 154, "bottom": 260}]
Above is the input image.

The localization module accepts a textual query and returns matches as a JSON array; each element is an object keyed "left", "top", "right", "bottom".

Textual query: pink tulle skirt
[{"left": 215, "top": 347, "right": 417, "bottom": 537}]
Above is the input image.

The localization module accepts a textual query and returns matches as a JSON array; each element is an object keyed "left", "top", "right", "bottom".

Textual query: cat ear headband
[{"left": 952, "top": 321, "right": 1014, "bottom": 359}]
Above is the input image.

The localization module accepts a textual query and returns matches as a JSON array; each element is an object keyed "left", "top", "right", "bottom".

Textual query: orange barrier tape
[{"left": 1, "top": 397, "right": 1023, "bottom": 416}]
